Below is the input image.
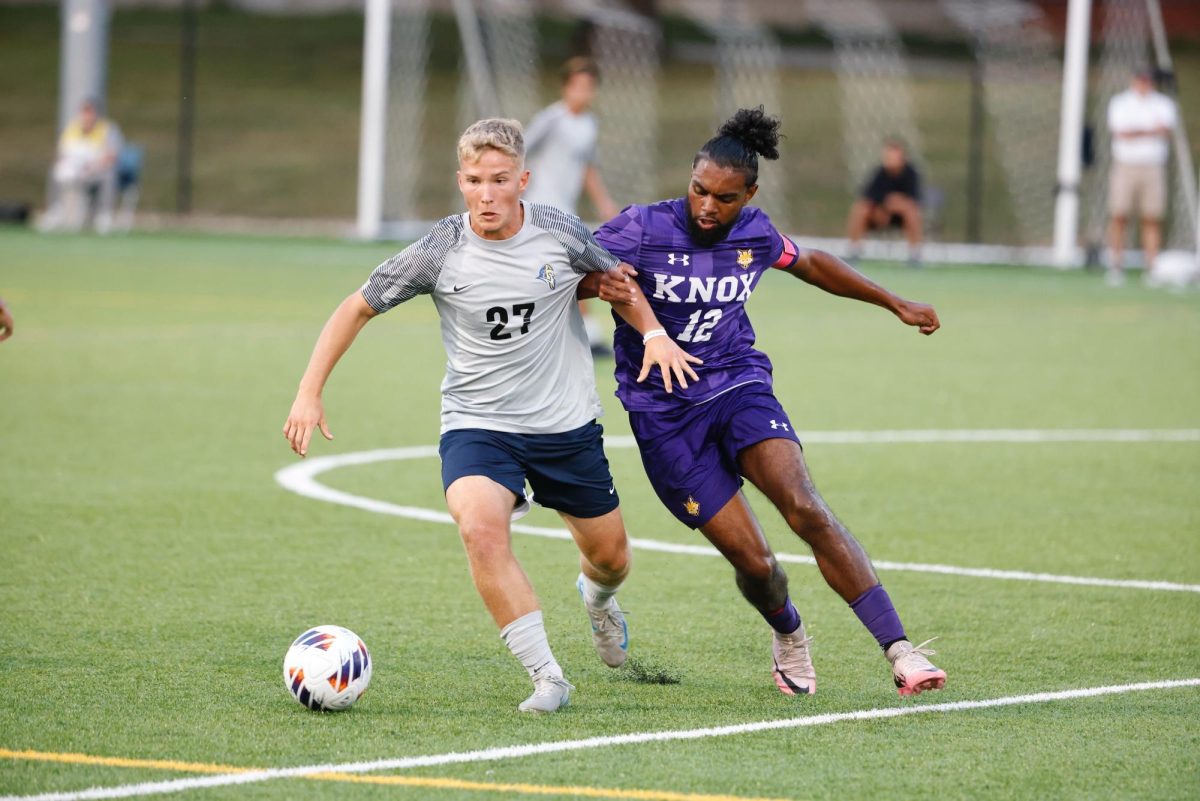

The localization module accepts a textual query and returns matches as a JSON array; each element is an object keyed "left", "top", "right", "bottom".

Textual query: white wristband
[{"left": 642, "top": 328, "right": 667, "bottom": 344}]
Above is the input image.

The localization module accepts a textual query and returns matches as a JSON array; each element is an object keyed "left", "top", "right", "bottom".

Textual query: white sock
[
  {"left": 578, "top": 572, "right": 622, "bottom": 608},
  {"left": 500, "top": 610, "right": 562, "bottom": 680}
]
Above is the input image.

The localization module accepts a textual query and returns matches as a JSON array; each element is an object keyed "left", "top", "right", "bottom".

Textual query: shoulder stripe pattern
[
  {"left": 527, "top": 203, "right": 620, "bottom": 274},
  {"left": 361, "top": 215, "right": 465, "bottom": 313}
]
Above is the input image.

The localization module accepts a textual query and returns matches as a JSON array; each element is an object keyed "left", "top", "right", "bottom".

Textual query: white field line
[
  {"left": 8, "top": 679, "right": 1200, "bottom": 801},
  {"left": 273, "top": 432, "right": 1200, "bottom": 594}
]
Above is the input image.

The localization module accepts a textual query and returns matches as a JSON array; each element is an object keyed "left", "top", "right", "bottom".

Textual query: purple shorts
[{"left": 627, "top": 382, "right": 801, "bottom": 528}]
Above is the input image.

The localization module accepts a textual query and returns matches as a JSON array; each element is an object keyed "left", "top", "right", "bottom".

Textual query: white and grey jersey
[
  {"left": 361, "top": 202, "right": 619, "bottom": 435},
  {"left": 523, "top": 102, "right": 599, "bottom": 216}
]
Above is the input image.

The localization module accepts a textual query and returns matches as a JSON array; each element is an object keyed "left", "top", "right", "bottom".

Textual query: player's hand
[
  {"left": 0, "top": 302, "right": 12, "bottom": 343},
  {"left": 598, "top": 264, "right": 639, "bottom": 306},
  {"left": 636, "top": 335, "right": 703, "bottom": 393},
  {"left": 283, "top": 394, "right": 333, "bottom": 458},
  {"left": 894, "top": 300, "right": 940, "bottom": 335}
]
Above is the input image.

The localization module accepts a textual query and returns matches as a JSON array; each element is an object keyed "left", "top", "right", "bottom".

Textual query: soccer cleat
[
  {"left": 1105, "top": 269, "right": 1126, "bottom": 287},
  {"left": 886, "top": 638, "right": 947, "bottom": 697},
  {"left": 517, "top": 674, "right": 574, "bottom": 714},
  {"left": 576, "top": 574, "right": 628, "bottom": 668},
  {"left": 772, "top": 623, "right": 816, "bottom": 696}
]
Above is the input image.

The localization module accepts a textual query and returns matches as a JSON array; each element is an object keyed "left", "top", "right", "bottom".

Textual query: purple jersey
[{"left": 594, "top": 198, "right": 797, "bottom": 412}]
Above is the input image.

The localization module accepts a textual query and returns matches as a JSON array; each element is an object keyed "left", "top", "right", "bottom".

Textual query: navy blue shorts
[
  {"left": 628, "top": 383, "right": 801, "bottom": 528},
  {"left": 439, "top": 421, "right": 620, "bottom": 519}
]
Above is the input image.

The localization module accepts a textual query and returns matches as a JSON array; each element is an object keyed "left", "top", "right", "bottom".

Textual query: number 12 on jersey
[{"left": 677, "top": 309, "right": 722, "bottom": 343}]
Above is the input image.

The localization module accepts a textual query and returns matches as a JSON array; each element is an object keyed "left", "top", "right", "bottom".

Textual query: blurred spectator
[
  {"left": 42, "top": 98, "right": 123, "bottom": 234},
  {"left": 1106, "top": 67, "right": 1176, "bottom": 286},
  {"left": 524, "top": 57, "right": 619, "bottom": 221},
  {"left": 524, "top": 57, "right": 620, "bottom": 356},
  {"left": 846, "top": 138, "right": 923, "bottom": 265}
]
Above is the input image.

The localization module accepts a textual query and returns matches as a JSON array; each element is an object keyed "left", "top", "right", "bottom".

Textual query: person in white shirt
[
  {"left": 524, "top": 58, "right": 620, "bottom": 355},
  {"left": 1106, "top": 68, "right": 1177, "bottom": 285}
]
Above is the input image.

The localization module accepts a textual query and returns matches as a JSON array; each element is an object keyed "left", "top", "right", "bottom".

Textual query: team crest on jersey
[
  {"left": 736, "top": 249, "right": 754, "bottom": 269},
  {"left": 536, "top": 264, "right": 556, "bottom": 290},
  {"left": 683, "top": 496, "right": 700, "bottom": 517}
]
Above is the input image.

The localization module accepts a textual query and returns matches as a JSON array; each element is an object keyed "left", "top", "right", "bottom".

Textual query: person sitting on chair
[
  {"left": 44, "top": 98, "right": 123, "bottom": 234},
  {"left": 846, "top": 138, "right": 923, "bottom": 265}
]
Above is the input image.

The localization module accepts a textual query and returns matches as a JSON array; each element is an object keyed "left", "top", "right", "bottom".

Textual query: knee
[
  {"left": 586, "top": 539, "right": 630, "bottom": 576},
  {"left": 457, "top": 520, "right": 511, "bottom": 563},
  {"left": 780, "top": 493, "right": 829, "bottom": 537},
  {"left": 735, "top": 551, "right": 781, "bottom": 586}
]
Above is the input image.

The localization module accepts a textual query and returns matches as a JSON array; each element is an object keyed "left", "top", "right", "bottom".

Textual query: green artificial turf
[{"left": 1, "top": 229, "right": 1198, "bottom": 800}]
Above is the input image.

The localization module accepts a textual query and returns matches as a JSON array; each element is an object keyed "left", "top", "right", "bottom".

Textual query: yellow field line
[
  {"left": 308, "top": 772, "right": 795, "bottom": 801},
  {"left": 0, "top": 748, "right": 797, "bottom": 801},
  {"left": 0, "top": 749, "right": 252, "bottom": 775}
]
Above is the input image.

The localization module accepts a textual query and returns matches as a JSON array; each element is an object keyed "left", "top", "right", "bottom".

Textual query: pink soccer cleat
[
  {"left": 772, "top": 624, "right": 816, "bottom": 696},
  {"left": 886, "top": 638, "right": 947, "bottom": 696}
]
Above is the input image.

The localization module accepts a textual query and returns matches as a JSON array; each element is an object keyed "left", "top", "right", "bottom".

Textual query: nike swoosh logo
[
  {"left": 453, "top": 284, "right": 473, "bottom": 292},
  {"left": 609, "top": 486, "right": 616, "bottom": 494}
]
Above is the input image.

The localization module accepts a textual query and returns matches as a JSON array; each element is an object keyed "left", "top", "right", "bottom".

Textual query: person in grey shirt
[
  {"left": 525, "top": 57, "right": 620, "bottom": 355},
  {"left": 283, "top": 118, "right": 699, "bottom": 714},
  {"left": 524, "top": 57, "right": 618, "bottom": 220}
]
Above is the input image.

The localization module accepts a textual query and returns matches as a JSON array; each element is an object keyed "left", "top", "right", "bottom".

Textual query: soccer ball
[
  {"left": 283, "top": 625, "right": 372, "bottom": 711},
  {"left": 1150, "top": 250, "right": 1199, "bottom": 289}
]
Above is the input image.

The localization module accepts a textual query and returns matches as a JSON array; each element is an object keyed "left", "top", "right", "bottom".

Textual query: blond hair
[{"left": 457, "top": 118, "right": 525, "bottom": 165}]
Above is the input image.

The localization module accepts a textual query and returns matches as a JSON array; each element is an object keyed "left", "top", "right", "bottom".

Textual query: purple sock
[
  {"left": 850, "top": 584, "right": 907, "bottom": 650},
  {"left": 761, "top": 598, "right": 801, "bottom": 634}
]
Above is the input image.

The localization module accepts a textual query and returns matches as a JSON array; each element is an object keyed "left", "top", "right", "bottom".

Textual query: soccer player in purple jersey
[{"left": 585, "top": 107, "right": 947, "bottom": 697}]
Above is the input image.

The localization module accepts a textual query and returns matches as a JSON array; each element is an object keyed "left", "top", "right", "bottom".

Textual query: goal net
[{"left": 357, "top": 0, "right": 1195, "bottom": 266}]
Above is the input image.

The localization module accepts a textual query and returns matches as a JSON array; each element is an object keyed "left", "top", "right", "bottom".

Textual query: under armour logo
[
  {"left": 667, "top": 253, "right": 690, "bottom": 266},
  {"left": 770, "top": 419, "right": 790, "bottom": 431}
]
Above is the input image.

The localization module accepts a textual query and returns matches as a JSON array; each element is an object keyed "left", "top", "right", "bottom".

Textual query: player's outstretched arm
[
  {"left": 583, "top": 166, "right": 620, "bottom": 221},
  {"left": 783, "top": 248, "right": 940, "bottom": 335},
  {"left": 600, "top": 263, "right": 703, "bottom": 393},
  {"left": 283, "top": 291, "right": 378, "bottom": 457}
]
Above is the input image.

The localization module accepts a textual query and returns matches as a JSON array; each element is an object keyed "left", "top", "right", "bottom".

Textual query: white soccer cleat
[
  {"left": 576, "top": 574, "right": 628, "bottom": 668},
  {"left": 772, "top": 623, "right": 816, "bottom": 696},
  {"left": 517, "top": 674, "right": 574, "bottom": 714},
  {"left": 886, "top": 638, "right": 947, "bottom": 697}
]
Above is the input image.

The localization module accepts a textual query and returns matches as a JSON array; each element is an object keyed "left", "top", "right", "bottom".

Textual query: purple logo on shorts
[{"left": 683, "top": 495, "right": 700, "bottom": 517}]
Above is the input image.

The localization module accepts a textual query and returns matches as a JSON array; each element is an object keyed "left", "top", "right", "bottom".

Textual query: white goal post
[{"left": 1055, "top": 0, "right": 1198, "bottom": 267}]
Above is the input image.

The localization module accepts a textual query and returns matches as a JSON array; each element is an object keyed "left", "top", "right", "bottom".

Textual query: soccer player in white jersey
[{"left": 283, "top": 118, "right": 699, "bottom": 713}]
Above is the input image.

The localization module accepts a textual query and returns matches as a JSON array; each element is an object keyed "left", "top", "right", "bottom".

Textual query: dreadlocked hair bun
[{"left": 717, "top": 106, "right": 781, "bottom": 161}]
